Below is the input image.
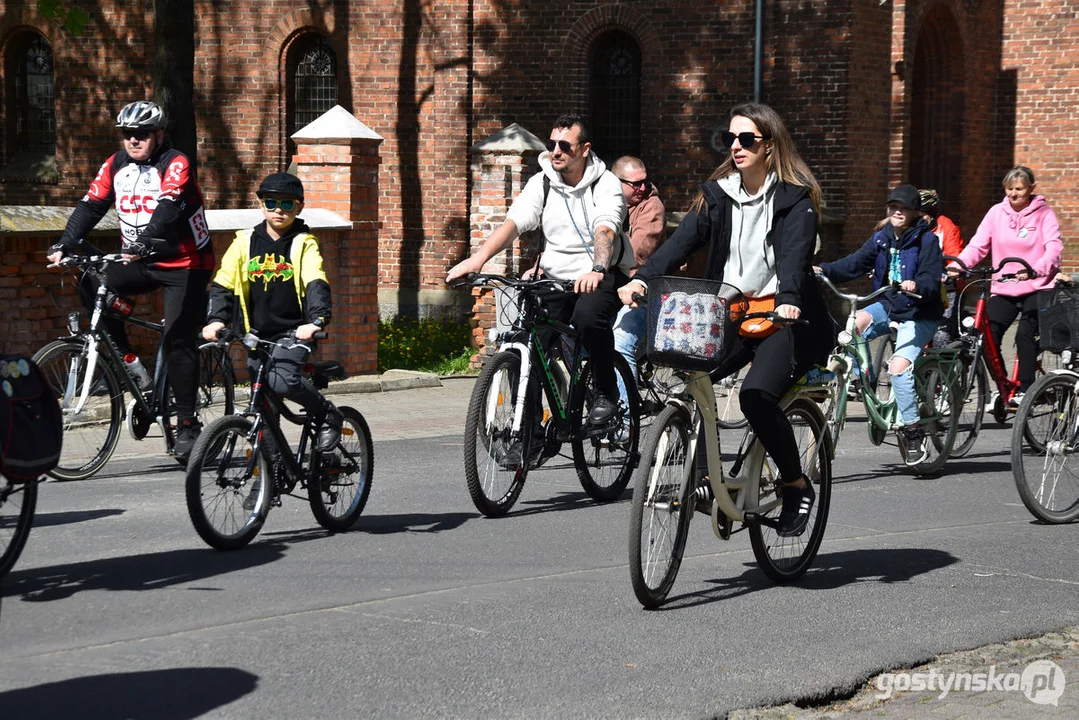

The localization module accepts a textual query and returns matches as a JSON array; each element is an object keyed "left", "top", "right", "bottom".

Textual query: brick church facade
[{"left": 2, "top": 0, "right": 1076, "bottom": 322}]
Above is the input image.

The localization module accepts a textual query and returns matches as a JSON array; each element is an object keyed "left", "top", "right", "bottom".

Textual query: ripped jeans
[{"left": 859, "top": 302, "right": 938, "bottom": 426}]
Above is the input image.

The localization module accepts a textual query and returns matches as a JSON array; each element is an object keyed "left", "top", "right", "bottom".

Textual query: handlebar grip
[
  {"left": 312, "top": 330, "right": 329, "bottom": 340},
  {"left": 631, "top": 292, "right": 646, "bottom": 304}
]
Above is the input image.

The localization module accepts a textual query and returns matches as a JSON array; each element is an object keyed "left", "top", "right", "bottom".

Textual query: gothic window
[
  {"left": 588, "top": 31, "right": 641, "bottom": 161},
  {"left": 10, "top": 33, "right": 55, "bottom": 152},
  {"left": 286, "top": 34, "right": 338, "bottom": 156}
]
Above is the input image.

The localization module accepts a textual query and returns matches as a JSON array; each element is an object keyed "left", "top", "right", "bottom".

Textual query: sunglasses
[
  {"left": 545, "top": 139, "right": 578, "bottom": 154},
  {"left": 620, "top": 177, "right": 649, "bottom": 190},
  {"left": 121, "top": 129, "right": 154, "bottom": 142},
  {"left": 720, "top": 131, "right": 770, "bottom": 149},
  {"left": 262, "top": 198, "right": 298, "bottom": 212}
]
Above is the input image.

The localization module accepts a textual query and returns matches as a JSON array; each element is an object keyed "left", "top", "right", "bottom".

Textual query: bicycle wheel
[
  {"left": 749, "top": 397, "right": 832, "bottom": 583},
  {"left": 0, "top": 477, "right": 37, "bottom": 578},
  {"left": 185, "top": 415, "right": 272, "bottom": 550},
  {"left": 636, "top": 357, "right": 681, "bottom": 420},
  {"left": 309, "top": 406, "right": 373, "bottom": 531},
  {"left": 195, "top": 344, "right": 236, "bottom": 426},
  {"left": 463, "top": 351, "right": 532, "bottom": 517},
  {"left": 948, "top": 342, "right": 988, "bottom": 458},
  {"left": 571, "top": 354, "right": 640, "bottom": 502},
  {"left": 628, "top": 404, "right": 695, "bottom": 608},
  {"left": 872, "top": 331, "right": 896, "bottom": 404},
  {"left": 715, "top": 366, "right": 748, "bottom": 429},
  {"left": 907, "top": 359, "right": 960, "bottom": 476},
  {"left": 1011, "top": 373, "right": 1079, "bottom": 523},
  {"left": 33, "top": 339, "right": 124, "bottom": 481}
]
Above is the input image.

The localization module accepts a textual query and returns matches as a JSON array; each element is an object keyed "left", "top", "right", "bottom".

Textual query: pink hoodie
[{"left": 956, "top": 194, "right": 1062, "bottom": 297}]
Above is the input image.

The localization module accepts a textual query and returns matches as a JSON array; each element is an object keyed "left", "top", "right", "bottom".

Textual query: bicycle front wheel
[
  {"left": 749, "top": 397, "right": 832, "bottom": 583},
  {"left": 949, "top": 342, "right": 988, "bottom": 458},
  {"left": 715, "top": 366, "right": 749, "bottom": 429},
  {"left": 463, "top": 352, "right": 532, "bottom": 517},
  {"left": 196, "top": 344, "right": 236, "bottom": 426},
  {"left": 309, "top": 406, "right": 374, "bottom": 531},
  {"left": 185, "top": 415, "right": 272, "bottom": 550},
  {"left": 1010, "top": 373, "right": 1079, "bottom": 523},
  {"left": 908, "top": 359, "right": 960, "bottom": 476},
  {"left": 628, "top": 404, "right": 695, "bottom": 608},
  {"left": 872, "top": 332, "right": 896, "bottom": 404},
  {"left": 0, "top": 477, "right": 37, "bottom": 578},
  {"left": 33, "top": 339, "right": 124, "bottom": 481},
  {"left": 572, "top": 354, "right": 640, "bottom": 502}
]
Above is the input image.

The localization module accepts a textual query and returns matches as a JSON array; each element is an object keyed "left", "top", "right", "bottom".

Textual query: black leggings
[
  {"left": 987, "top": 292, "right": 1039, "bottom": 392},
  {"left": 80, "top": 263, "right": 211, "bottom": 420}
]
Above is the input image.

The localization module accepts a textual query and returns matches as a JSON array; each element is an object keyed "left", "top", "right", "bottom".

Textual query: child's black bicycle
[
  {"left": 35, "top": 247, "right": 235, "bottom": 479},
  {"left": 185, "top": 331, "right": 373, "bottom": 550}
]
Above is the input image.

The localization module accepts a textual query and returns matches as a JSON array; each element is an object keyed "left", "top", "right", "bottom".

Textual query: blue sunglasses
[{"left": 262, "top": 198, "right": 298, "bottom": 211}]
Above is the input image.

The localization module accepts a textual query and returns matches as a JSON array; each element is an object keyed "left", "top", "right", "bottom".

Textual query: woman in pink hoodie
[{"left": 950, "top": 166, "right": 1063, "bottom": 404}]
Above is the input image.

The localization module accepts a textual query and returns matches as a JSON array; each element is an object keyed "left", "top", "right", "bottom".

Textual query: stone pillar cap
[
  {"left": 292, "top": 105, "right": 383, "bottom": 143},
  {"left": 472, "top": 123, "right": 545, "bottom": 153}
]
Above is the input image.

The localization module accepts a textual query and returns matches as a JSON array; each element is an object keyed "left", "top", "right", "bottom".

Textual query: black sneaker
[
  {"left": 899, "top": 425, "right": 929, "bottom": 466},
  {"left": 174, "top": 418, "right": 202, "bottom": 462},
  {"left": 316, "top": 403, "right": 343, "bottom": 452},
  {"left": 776, "top": 479, "right": 815, "bottom": 537},
  {"left": 587, "top": 394, "right": 618, "bottom": 426}
]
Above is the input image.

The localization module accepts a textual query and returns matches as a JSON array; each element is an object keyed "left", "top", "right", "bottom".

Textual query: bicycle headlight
[
  {"left": 488, "top": 327, "right": 499, "bottom": 344},
  {"left": 961, "top": 316, "right": 975, "bottom": 329},
  {"left": 837, "top": 330, "right": 853, "bottom": 345},
  {"left": 67, "top": 312, "right": 81, "bottom": 335}
]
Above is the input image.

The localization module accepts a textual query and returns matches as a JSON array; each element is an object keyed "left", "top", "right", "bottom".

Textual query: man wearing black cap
[{"left": 203, "top": 171, "right": 342, "bottom": 452}]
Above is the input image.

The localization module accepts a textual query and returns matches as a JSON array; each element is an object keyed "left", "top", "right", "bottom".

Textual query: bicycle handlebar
[
  {"left": 210, "top": 328, "right": 329, "bottom": 350},
  {"left": 815, "top": 272, "right": 922, "bottom": 304},
  {"left": 454, "top": 272, "right": 575, "bottom": 294},
  {"left": 944, "top": 254, "right": 1036, "bottom": 280}
]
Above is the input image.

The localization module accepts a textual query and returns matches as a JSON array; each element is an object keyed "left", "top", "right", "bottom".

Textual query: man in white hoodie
[{"left": 447, "top": 114, "right": 631, "bottom": 425}]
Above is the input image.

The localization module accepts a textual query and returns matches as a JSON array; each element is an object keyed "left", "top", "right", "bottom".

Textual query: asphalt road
[{"left": 1, "top": 377, "right": 1077, "bottom": 719}]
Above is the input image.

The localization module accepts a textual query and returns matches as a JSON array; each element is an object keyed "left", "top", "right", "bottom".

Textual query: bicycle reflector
[{"left": 67, "top": 312, "right": 80, "bottom": 335}]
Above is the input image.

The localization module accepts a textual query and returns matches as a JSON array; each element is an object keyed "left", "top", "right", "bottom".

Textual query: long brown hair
[{"left": 689, "top": 103, "right": 822, "bottom": 215}]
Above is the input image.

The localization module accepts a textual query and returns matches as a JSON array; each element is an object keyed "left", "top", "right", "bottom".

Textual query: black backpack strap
[{"left": 540, "top": 174, "right": 625, "bottom": 267}]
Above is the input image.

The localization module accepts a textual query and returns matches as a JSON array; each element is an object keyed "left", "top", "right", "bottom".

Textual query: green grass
[{"left": 378, "top": 317, "right": 477, "bottom": 376}]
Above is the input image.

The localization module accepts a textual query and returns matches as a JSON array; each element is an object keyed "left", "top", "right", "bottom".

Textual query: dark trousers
[
  {"left": 247, "top": 337, "right": 330, "bottom": 420},
  {"left": 543, "top": 270, "right": 628, "bottom": 396},
  {"left": 80, "top": 263, "right": 210, "bottom": 420},
  {"left": 988, "top": 292, "right": 1040, "bottom": 391}
]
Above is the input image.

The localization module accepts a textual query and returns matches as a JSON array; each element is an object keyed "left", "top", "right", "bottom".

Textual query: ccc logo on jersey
[{"left": 118, "top": 194, "right": 159, "bottom": 213}]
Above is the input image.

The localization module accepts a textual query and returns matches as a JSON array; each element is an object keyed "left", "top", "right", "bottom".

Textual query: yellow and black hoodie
[{"left": 207, "top": 219, "right": 331, "bottom": 337}]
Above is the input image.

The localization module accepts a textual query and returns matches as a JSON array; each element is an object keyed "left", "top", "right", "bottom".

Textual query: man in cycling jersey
[{"left": 47, "top": 100, "right": 215, "bottom": 461}]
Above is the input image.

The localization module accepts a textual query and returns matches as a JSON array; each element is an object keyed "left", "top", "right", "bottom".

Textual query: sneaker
[
  {"left": 899, "top": 425, "right": 929, "bottom": 466},
  {"left": 174, "top": 418, "right": 202, "bottom": 461},
  {"left": 316, "top": 403, "right": 343, "bottom": 452},
  {"left": 777, "top": 479, "right": 815, "bottom": 537},
  {"left": 587, "top": 394, "right": 618, "bottom": 426},
  {"left": 1008, "top": 392, "right": 1025, "bottom": 409}
]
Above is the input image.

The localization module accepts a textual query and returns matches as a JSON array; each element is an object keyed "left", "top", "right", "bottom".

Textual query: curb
[{"left": 322, "top": 369, "right": 443, "bottom": 396}]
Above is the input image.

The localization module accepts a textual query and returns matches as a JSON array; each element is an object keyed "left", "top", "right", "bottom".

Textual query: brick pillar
[
  {"left": 467, "top": 123, "right": 545, "bottom": 368},
  {"left": 293, "top": 105, "right": 383, "bottom": 375}
]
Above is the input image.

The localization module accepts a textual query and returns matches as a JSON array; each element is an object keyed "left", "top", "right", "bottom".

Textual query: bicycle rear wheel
[
  {"left": 948, "top": 342, "right": 988, "bottom": 457},
  {"left": 572, "top": 354, "right": 640, "bottom": 502},
  {"left": 463, "top": 352, "right": 532, "bottom": 517},
  {"left": 907, "top": 359, "right": 960, "bottom": 475},
  {"left": 33, "top": 339, "right": 124, "bottom": 481},
  {"left": 185, "top": 415, "right": 272, "bottom": 550},
  {"left": 872, "top": 332, "right": 896, "bottom": 404},
  {"left": 749, "top": 397, "right": 832, "bottom": 583},
  {"left": 309, "top": 406, "right": 373, "bottom": 531},
  {"left": 628, "top": 404, "right": 695, "bottom": 608},
  {"left": 0, "top": 477, "right": 37, "bottom": 578},
  {"left": 715, "top": 366, "right": 749, "bottom": 429},
  {"left": 195, "top": 344, "right": 236, "bottom": 426},
  {"left": 1010, "top": 373, "right": 1079, "bottom": 523}
]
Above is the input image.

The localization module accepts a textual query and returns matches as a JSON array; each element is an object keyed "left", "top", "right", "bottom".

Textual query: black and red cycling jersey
[{"left": 58, "top": 144, "right": 214, "bottom": 271}]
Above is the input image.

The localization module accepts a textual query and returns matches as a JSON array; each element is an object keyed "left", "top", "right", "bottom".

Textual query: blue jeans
[
  {"left": 613, "top": 304, "right": 646, "bottom": 414},
  {"left": 860, "top": 302, "right": 938, "bottom": 426}
]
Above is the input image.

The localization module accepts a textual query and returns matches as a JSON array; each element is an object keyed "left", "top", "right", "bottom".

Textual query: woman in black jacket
[{"left": 618, "top": 102, "right": 831, "bottom": 537}]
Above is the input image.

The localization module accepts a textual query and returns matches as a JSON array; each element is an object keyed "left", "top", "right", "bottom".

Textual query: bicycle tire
[
  {"left": 33, "top": 339, "right": 124, "bottom": 481},
  {"left": 716, "top": 366, "right": 749, "bottom": 429},
  {"left": 166, "top": 344, "right": 238, "bottom": 467},
  {"left": 571, "top": 354, "right": 640, "bottom": 502},
  {"left": 1010, "top": 373, "right": 1079, "bottom": 523},
  {"left": 308, "top": 406, "right": 374, "bottom": 531},
  {"left": 872, "top": 332, "right": 896, "bottom": 405},
  {"left": 185, "top": 415, "right": 272, "bottom": 550},
  {"left": 0, "top": 477, "right": 37, "bottom": 578},
  {"left": 463, "top": 351, "right": 532, "bottom": 517},
  {"left": 948, "top": 341, "right": 988, "bottom": 457},
  {"left": 907, "top": 359, "right": 959, "bottom": 476},
  {"left": 628, "top": 403, "right": 695, "bottom": 608},
  {"left": 749, "top": 397, "right": 832, "bottom": 583}
]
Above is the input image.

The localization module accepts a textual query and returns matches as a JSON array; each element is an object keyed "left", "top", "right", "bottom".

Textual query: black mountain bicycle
[
  {"left": 185, "top": 331, "right": 373, "bottom": 550},
  {"left": 35, "top": 248, "right": 234, "bottom": 479}
]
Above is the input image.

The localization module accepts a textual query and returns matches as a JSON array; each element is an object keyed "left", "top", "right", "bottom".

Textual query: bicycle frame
[{"left": 958, "top": 279, "right": 1021, "bottom": 401}]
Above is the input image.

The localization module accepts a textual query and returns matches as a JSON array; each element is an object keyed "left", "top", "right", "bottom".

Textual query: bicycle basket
[
  {"left": 644, "top": 276, "right": 747, "bottom": 371},
  {"left": 1039, "top": 284, "right": 1079, "bottom": 352}
]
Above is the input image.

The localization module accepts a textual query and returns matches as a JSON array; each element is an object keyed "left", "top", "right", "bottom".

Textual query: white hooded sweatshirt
[{"left": 507, "top": 152, "right": 630, "bottom": 281}]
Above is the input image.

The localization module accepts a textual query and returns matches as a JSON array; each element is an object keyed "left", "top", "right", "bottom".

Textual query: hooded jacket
[
  {"left": 820, "top": 218, "right": 944, "bottom": 322},
  {"left": 506, "top": 152, "right": 630, "bottom": 280},
  {"left": 956, "top": 195, "right": 1062, "bottom": 297}
]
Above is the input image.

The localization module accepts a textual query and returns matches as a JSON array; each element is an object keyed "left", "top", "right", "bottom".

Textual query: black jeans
[
  {"left": 80, "top": 263, "right": 210, "bottom": 420},
  {"left": 247, "top": 336, "right": 331, "bottom": 420},
  {"left": 987, "top": 292, "right": 1040, "bottom": 392}
]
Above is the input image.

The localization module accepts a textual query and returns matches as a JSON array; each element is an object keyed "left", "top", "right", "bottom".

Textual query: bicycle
[
  {"left": 185, "top": 331, "right": 373, "bottom": 550},
  {"left": 460, "top": 273, "right": 641, "bottom": 517},
  {"left": 0, "top": 476, "right": 37, "bottom": 578},
  {"left": 627, "top": 276, "right": 832, "bottom": 608},
  {"left": 943, "top": 255, "right": 1060, "bottom": 456},
  {"left": 814, "top": 274, "right": 962, "bottom": 475},
  {"left": 34, "top": 247, "right": 235, "bottom": 479}
]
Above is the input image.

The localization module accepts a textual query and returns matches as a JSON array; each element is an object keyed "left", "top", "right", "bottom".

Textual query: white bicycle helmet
[{"left": 115, "top": 100, "right": 166, "bottom": 131}]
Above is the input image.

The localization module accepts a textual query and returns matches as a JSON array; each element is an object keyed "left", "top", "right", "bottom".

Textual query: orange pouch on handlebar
[{"left": 739, "top": 294, "right": 779, "bottom": 338}]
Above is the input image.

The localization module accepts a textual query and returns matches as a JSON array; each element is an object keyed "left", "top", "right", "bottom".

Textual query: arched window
[
  {"left": 588, "top": 30, "right": 641, "bottom": 162},
  {"left": 8, "top": 33, "right": 55, "bottom": 153},
  {"left": 286, "top": 34, "right": 338, "bottom": 157}
]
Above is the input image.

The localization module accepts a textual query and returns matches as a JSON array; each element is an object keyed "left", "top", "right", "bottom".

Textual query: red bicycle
[{"left": 944, "top": 255, "right": 1060, "bottom": 456}]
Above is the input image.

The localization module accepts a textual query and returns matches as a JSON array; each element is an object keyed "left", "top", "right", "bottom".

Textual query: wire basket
[
  {"left": 1039, "top": 284, "right": 1079, "bottom": 352},
  {"left": 645, "top": 276, "right": 746, "bottom": 371}
]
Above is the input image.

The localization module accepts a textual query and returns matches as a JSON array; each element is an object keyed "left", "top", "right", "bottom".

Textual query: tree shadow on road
[
  {"left": 0, "top": 667, "right": 258, "bottom": 718},
  {"left": 653, "top": 548, "right": 958, "bottom": 610},
  {"left": 0, "top": 544, "right": 286, "bottom": 603}
]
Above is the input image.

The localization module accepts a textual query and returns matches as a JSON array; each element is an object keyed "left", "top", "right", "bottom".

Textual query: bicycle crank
[{"left": 126, "top": 397, "right": 153, "bottom": 440}]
